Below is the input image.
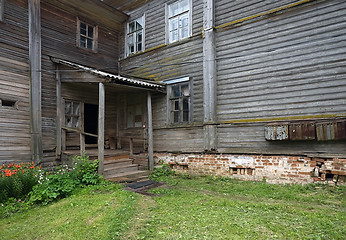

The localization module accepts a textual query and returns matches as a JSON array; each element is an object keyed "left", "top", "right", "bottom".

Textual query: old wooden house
[{"left": 0, "top": 0, "right": 345, "bottom": 184}]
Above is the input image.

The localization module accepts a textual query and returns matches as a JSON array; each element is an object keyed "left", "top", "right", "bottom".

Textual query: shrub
[
  {"left": 0, "top": 162, "right": 41, "bottom": 203},
  {"left": 150, "top": 164, "right": 175, "bottom": 179},
  {"left": 29, "top": 155, "right": 101, "bottom": 205}
]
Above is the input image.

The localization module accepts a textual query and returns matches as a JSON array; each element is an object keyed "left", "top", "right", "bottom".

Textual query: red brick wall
[{"left": 154, "top": 153, "right": 346, "bottom": 185}]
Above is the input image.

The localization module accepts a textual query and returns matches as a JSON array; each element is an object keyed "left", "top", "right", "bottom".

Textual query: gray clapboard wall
[
  {"left": 121, "top": 0, "right": 346, "bottom": 156},
  {"left": 215, "top": 0, "right": 346, "bottom": 156},
  {"left": 0, "top": 0, "right": 31, "bottom": 164},
  {"left": 120, "top": 0, "right": 205, "bottom": 153},
  {"left": 39, "top": 1, "right": 122, "bottom": 164}
]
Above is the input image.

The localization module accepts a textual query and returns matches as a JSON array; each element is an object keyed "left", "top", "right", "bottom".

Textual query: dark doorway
[{"left": 84, "top": 103, "right": 98, "bottom": 144}]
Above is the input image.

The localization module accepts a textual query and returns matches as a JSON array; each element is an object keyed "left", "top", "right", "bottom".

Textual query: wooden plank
[
  {"left": 147, "top": 92, "right": 154, "bottom": 171},
  {"left": 55, "top": 64, "right": 62, "bottom": 158},
  {"left": 203, "top": 0, "right": 217, "bottom": 150},
  {"left": 29, "top": 0, "right": 42, "bottom": 163},
  {"left": 98, "top": 82, "right": 105, "bottom": 175},
  {"left": 80, "top": 102, "right": 85, "bottom": 155}
]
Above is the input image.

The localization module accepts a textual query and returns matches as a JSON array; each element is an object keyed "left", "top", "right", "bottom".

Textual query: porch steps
[{"left": 103, "top": 155, "right": 149, "bottom": 182}]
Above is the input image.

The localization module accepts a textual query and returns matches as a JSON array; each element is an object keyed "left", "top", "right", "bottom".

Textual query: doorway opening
[{"left": 84, "top": 103, "right": 98, "bottom": 144}]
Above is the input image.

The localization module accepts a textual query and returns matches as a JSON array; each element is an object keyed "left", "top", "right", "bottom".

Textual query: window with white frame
[
  {"left": 167, "top": 0, "right": 191, "bottom": 43},
  {"left": 126, "top": 16, "right": 144, "bottom": 56},
  {"left": 77, "top": 18, "right": 98, "bottom": 51},
  {"left": 166, "top": 77, "right": 191, "bottom": 124},
  {"left": 0, "top": 0, "right": 4, "bottom": 22}
]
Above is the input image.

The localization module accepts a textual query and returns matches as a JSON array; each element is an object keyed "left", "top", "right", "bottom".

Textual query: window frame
[
  {"left": 165, "top": 77, "right": 192, "bottom": 125},
  {"left": 125, "top": 15, "right": 145, "bottom": 57},
  {"left": 76, "top": 17, "right": 98, "bottom": 52},
  {"left": 64, "top": 100, "right": 82, "bottom": 129},
  {"left": 165, "top": 0, "right": 192, "bottom": 44},
  {"left": 0, "top": 0, "right": 4, "bottom": 22}
]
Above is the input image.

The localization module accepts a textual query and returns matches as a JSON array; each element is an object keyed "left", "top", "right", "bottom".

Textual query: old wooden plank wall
[
  {"left": 0, "top": 0, "right": 31, "bottom": 163},
  {"left": 39, "top": 1, "right": 122, "bottom": 164},
  {"left": 120, "top": 0, "right": 205, "bottom": 153},
  {"left": 121, "top": 0, "right": 346, "bottom": 157},
  {"left": 215, "top": 0, "right": 346, "bottom": 156}
]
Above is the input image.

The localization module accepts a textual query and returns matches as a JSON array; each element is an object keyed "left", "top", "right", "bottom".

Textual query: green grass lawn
[{"left": 0, "top": 176, "right": 345, "bottom": 239}]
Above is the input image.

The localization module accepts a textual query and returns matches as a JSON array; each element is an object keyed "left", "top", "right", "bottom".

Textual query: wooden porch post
[
  {"left": 55, "top": 64, "right": 62, "bottom": 158},
  {"left": 29, "top": 0, "right": 43, "bottom": 163},
  {"left": 98, "top": 82, "right": 105, "bottom": 174},
  {"left": 147, "top": 92, "right": 154, "bottom": 171},
  {"left": 80, "top": 103, "right": 85, "bottom": 156}
]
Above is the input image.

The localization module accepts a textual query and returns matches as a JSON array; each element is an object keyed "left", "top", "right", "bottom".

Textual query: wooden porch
[{"left": 53, "top": 57, "right": 165, "bottom": 178}]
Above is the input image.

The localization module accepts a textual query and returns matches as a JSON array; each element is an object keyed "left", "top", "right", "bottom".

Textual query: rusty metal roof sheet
[{"left": 51, "top": 57, "right": 165, "bottom": 90}]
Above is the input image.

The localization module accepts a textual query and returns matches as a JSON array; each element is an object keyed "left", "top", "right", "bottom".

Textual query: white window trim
[
  {"left": 0, "top": 0, "right": 4, "bottom": 22},
  {"left": 125, "top": 14, "right": 145, "bottom": 57},
  {"left": 76, "top": 17, "right": 98, "bottom": 52},
  {"left": 165, "top": 0, "right": 192, "bottom": 44},
  {"left": 164, "top": 77, "right": 192, "bottom": 124}
]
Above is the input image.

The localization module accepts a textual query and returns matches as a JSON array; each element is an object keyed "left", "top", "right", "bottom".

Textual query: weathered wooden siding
[
  {"left": 120, "top": 0, "right": 205, "bottom": 152},
  {"left": 0, "top": 0, "right": 31, "bottom": 163},
  {"left": 215, "top": 0, "right": 346, "bottom": 156},
  {"left": 39, "top": 1, "right": 122, "bottom": 163}
]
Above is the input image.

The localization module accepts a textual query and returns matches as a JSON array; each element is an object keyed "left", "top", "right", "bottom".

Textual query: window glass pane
[
  {"left": 169, "top": 2, "right": 178, "bottom": 17},
  {"left": 65, "top": 116, "right": 72, "bottom": 128},
  {"left": 73, "top": 102, "right": 80, "bottom": 115},
  {"left": 170, "top": 18, "right": 178, "bottom": 31},
  {"left": 172, "top": 85, "right": 180, "bottom": 98},
  {"left": 137, "top": 32, "right": 142, "bottom": 43},
  {"left": 65, "top": 102, "right": 72, "bottom": 114},
  {"left": 80, "top": 22, "right": 86, "bottom": 35},
  {"left": 179, "top": 0, "right": 189, "bottom": 12},
  {"left": 181, "top": 84, "right": 189, "bottom": 96},
  {"left": 129, "top": 22, "right": 135, "bottom": 33},
  {"left": 137, "top": 43, "right": 142, "bottom": 51},
  {"left": 87, "top": 39, "right": 93, "bottom": 49},
  {"left": 128, "top": 34, "right": 134, "bottom": 44},
  {"left": 72, "top": 117, "right": 79, "bottom": 128},
  {"left": 80, "top": 36, "right": 86, "bottom": 48},
  {"left": 183, "top": 111, "right": 189, "bottom": 122},
  {"left": 183, "top": 97, "right": 189, "bottom": 111},
  {"left": 87, "top": 26, "right": 93, "bottom": 38},
  {"left": 174, "top": 100, "right": 179, "bottom": 111},
  {"left": 173, "top": 111, "right": 179, "bottom": 123},
  {"left": 136, "top": 18, "right": 143, "bottom": 30}
]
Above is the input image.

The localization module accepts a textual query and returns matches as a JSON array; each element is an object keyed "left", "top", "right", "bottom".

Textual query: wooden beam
[
  {"left": 98, "top": 82, "right": 105, "bottom": 175},
  {"left": 80, "top": 103, "right": 85, "bottom": 156},
  {"left": 203, "top": 0, "right": 217, "bottom": 151},
  {"left": 147, "top": 92, "right": 154, "bottom": 171},
  {"left": 55, "top": 64, "right": 62, "bottom": 158},
  {"left": 29, "top": 0, "right": 43, "bottom": 162}
]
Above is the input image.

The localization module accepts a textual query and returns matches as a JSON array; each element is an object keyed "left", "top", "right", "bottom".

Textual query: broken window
[
  {"left": 127, "top": 95, "right": 143, "bottom": 128},
  {"left": 65, "top": 100, "right": 80, "bottom": 128},
  {"left": 165, "top": 77, "right": 191, "bottom": 124},
  {"left": 167, "top": 0, "right": 191, "bottom": 43},
  {"left": 77, "top": 18, "right": 97, "bottom": 51},
  {"left": 126, "top": 16, "right": 144, "bottom": 56}
]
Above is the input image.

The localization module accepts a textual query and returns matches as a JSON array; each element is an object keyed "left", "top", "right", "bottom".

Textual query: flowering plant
[{"left": 0, "top": 162, "right": 41, "bottom": 203}]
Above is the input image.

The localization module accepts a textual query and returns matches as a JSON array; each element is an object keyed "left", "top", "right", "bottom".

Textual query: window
[
  {"left": 127, "top": 95, "right": 143, "bottom": 128},
  {"left": 166, "top": 77, "right": 191, "bottom": 124},
  {"left": 126, "top": 16, "right": 144, "bottom": 56},
  {"left": 65, "top": 100, "right": 80, "bottom": 128},
  {"left": 0, "top": 0, "right": 4, "bottom": 21},
  {"left": 167, "top": 0, "right": 191, "bottom": 43},
  {"left": 0, "top": 98, "right": 16, "bottom": 108},
  {"left": 77, "top": 18, "right": 98, "bottom": 51}
]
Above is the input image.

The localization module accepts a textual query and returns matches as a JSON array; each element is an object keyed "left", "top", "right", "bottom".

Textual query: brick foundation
[{"left": 154, "top": 153, "right": 346, "bottom": 185}]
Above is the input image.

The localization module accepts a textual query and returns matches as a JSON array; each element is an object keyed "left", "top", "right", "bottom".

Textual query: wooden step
[
  {"left": 104, "top": 158, "right": 133, "bottom": 168},
  {"left": 104, "top": 164, "right": 139, "bottom": 178},
  {"left": 106, "top": 170, "right": 150, "bottom": 183}
]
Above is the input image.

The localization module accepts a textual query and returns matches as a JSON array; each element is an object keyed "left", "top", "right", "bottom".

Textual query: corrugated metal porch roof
[{"left": 51, "top": 57, "right": 165, "bottom": 91}]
